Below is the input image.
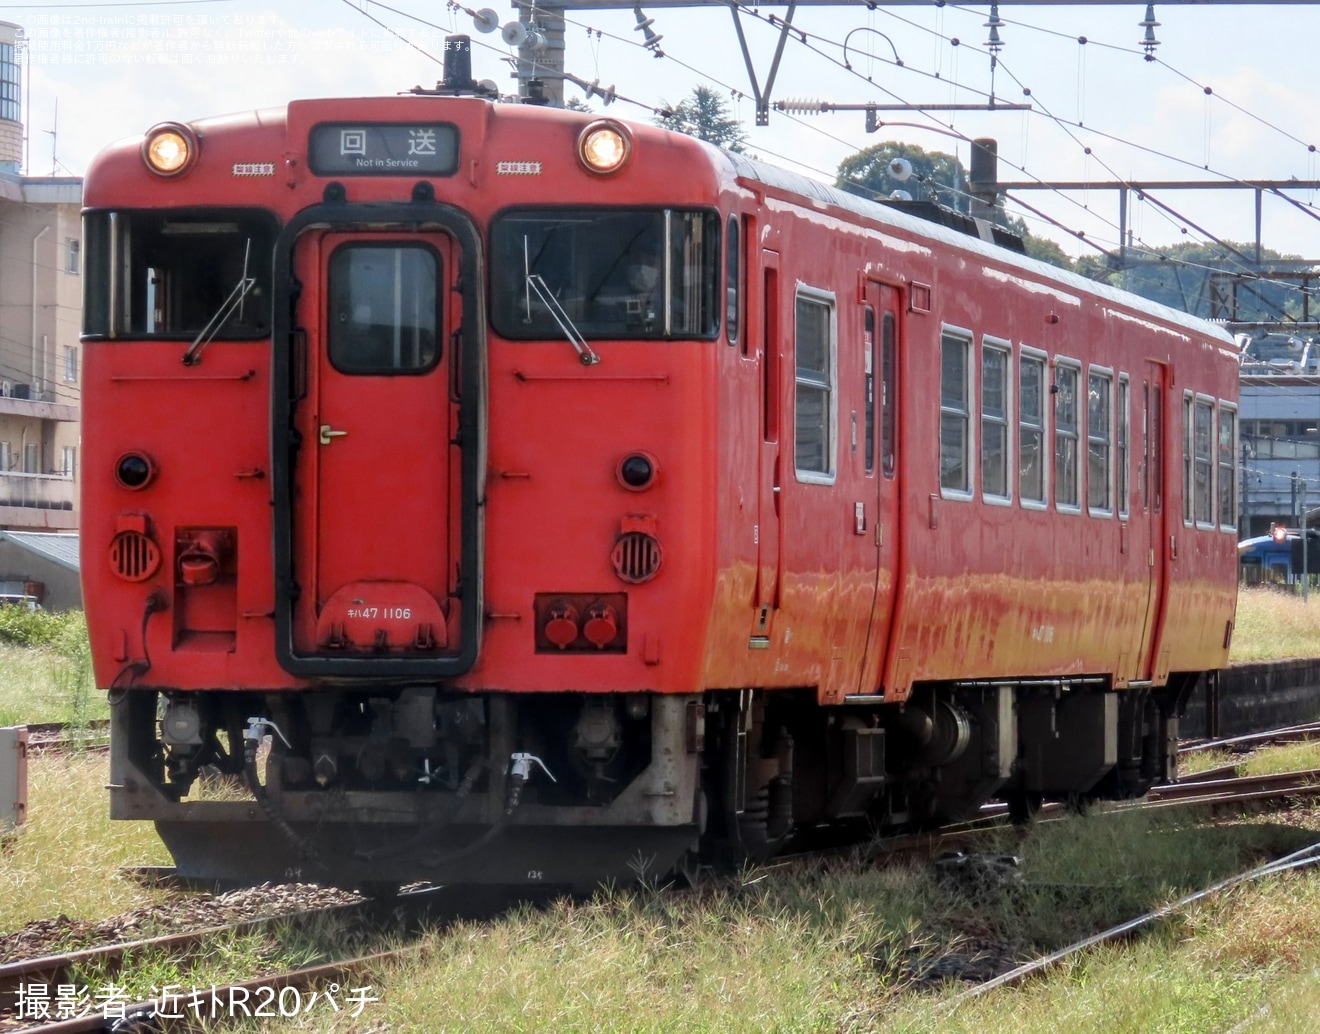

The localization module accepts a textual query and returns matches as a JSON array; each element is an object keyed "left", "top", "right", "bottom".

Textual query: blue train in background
[{"left": 1239, "top": 526, "right": 1320, "bottom": 586}]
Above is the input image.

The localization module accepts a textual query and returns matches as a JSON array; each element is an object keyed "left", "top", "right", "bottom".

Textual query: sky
[{"left": 4, "top": 0, "right": 1320, "bottom": 263}]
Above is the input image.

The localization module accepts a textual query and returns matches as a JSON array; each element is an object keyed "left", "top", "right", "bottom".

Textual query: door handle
[{"left": 319, "top": 424, "right": 348, "bottom": 445}]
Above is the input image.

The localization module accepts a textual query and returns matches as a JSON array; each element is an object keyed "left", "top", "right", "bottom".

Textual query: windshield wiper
[
  {"left": 523, "top": 236, "right": 599, "bottom": 366},
  {"left": 525, "top": 275, "right": 600, "bottom": 366},
  {"left": 183, "top": 238, "right": 256, "bottom": 366}
]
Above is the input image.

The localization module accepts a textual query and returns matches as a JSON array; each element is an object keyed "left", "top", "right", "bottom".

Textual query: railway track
[
  {"left": 0, "top": 883, "right": 523, "bottom": 1033},
  {"left": 1180, "top": 720, "right": 1320, "bottom": 755},
  {"left": 948, "top": 836, "right": 1320, "bottom": 1007},
  {"left": 20, "top": 722, "right": 109, "bottom": 754},
  {"left": 5, "top": 723, "right": 1320, "bottom": 1031}
]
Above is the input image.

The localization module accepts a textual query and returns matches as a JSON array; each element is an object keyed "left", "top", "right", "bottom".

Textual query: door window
[{"left": 327, "top": 244, "right": 440, "bottom": 374}]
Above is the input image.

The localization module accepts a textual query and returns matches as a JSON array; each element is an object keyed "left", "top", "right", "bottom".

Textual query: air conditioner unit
[{"left": 11, "top": 384, "right": 32, "bottom": 400}]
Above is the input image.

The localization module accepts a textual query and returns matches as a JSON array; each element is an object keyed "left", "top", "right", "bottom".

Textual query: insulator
[
  {"left": 983, "top": 3, "right": 1005, "bottom": 55},
  {"left": 779, "top": 98, "right": 829, "bottom": 115},
  {"left": 1139, "top": 3, "right": 1160, "bottom": 61}
]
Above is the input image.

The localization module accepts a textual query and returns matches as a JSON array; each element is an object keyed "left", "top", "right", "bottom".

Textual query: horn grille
[
  {"left": 109, "top": 530, "right": 162, "bottom": 582},
  {"left": 611, "top": 532, "right": 662, "bottom": 584}
]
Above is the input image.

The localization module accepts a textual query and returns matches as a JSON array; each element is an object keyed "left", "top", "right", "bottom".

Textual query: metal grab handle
[{"left": 319, "top": 424, "right": 348, "bottom": 445}]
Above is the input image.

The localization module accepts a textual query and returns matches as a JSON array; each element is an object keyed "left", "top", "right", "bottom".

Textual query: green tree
[
  {"left": 836, "top": 141, "right": 1074, "bottom": 270},
  {"left": 1078, "top": 241, "right": 1312, "bottom": 320},
  {"left": 836, "top": 142, "right": 968, "bottom": 211},
  {"left": 656, "top": 85, "right": 748, "bottom": 153},
  {"left": 1024, "top": 235, "right": 1074, "bottom": 272}
]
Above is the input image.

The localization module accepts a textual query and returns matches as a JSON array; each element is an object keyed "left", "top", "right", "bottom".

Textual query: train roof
[
  {"left": 725, "top": 151, "right": 1239, "bottom": 350},
  {"left": 85, "top": 95, "right": 1238, "bottom": 354}
]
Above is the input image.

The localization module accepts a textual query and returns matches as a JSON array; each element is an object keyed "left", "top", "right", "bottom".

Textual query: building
[
  {"left": 1238, "top": 330, "right": 1320, "bottom": 537},
  {"left": 0, "top": 20, "right": 80, "bottom": 531},
  {"left": 0, "top": 530, "right": 80, "bottom": 609}
]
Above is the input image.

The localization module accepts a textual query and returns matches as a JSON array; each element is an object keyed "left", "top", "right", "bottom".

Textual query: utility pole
[{"left": 1304, "top": 479, "right": 1310, "bottom": 602}]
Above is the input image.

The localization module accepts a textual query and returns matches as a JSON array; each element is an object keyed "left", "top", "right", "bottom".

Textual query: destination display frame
[{"left": 308, "top": 123, "right": 460, "bottom": 177}]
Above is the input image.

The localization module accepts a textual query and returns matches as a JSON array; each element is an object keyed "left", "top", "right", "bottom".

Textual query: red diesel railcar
[{"left": 81, "top": 49, "right": 1239, "bottom": 889}]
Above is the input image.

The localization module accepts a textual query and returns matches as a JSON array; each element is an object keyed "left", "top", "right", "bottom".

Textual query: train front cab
[{"left": 82, "top": 106, "right": 740, "bottom": 890}]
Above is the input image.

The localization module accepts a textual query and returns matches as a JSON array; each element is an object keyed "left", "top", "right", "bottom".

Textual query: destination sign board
[{"left": 308, "top": 123, "right": 460, "bottom": 177}]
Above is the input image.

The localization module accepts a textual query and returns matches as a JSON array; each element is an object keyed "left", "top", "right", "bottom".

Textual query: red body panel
[{"left": 81, "top": 97, "right": 1237, "bottom": 705}]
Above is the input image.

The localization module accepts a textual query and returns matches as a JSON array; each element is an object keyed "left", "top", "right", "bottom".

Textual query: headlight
[
  {"left": 141, "top": 122, "right": 198, "bottom": 177},
  {"left": 577, "top": 120, "right": 631, "bottom": 175}
]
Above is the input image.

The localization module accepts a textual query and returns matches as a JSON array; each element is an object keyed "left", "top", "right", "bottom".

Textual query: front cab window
[
  {"left": 83, "top": 208, "right": 276, "bottom": 339},
  {"left": 490, "top": 207, "right": 720, "bottom": 341}
]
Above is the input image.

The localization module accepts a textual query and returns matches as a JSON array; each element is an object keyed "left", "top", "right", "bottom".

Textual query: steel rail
[
  {"left": 948, "top": 840, "right": 1320, "bottom": 1006},
  {"left": 0, "top": 902, "right": 371, "bottom": 1014},
  {"left": 1180, "top": 722, "right": 1320, "bottom": 755}
]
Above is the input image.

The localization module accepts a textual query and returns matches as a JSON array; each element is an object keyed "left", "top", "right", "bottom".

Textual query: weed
[{"left": 1232, "top": 587, "right": 1320, "bottom": 661}]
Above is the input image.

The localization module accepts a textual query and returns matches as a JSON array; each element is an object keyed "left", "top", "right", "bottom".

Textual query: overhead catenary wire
[
  {"left": 234, "top": 0, "right": 1316, "bottom": 304},
  {"left": 738, "top": 11, "right": 1317, "bottom": 305}
]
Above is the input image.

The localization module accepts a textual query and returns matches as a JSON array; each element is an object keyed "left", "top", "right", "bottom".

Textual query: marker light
[
  {"left": 617, "top": 452, "right": 657, "bottom": 491},
  {"left": 142, "top": 122, "right": 198, "bottom": 177},
  {"left": 577, "top": 120, "right": 631, "bottom": 175},
  {"left": 115, "top": 451, "right": 157, "bottom": 490}
]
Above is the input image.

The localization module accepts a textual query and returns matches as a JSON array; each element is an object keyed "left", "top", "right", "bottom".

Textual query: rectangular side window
[
  {"left": 1194, "top": 398, "right": 1214, "bottom": 524},
  {"left": 63, "top": 346, "right": 78, "bottom": 384},
  {"left": 940, "top": 330, "right": 972, "bottom": 495},
  {"left": 794, "top": 291, "right": 835, "bottom": 480},
  {"left": 981, "top": 342, "right": 1010, "bottom": 499},
  {"left": 1118, "top": 375, "right": 1129, "bottom": 519},
  {"left": 1218, "top": 404, "right": 1237, "bottom": 530},
  {"left": 1054, "top": 361, "right": 1080, "bottom": 510},
  {"left": 1087, "top": 369, "right": 1113, "bottom": 515},
  {"left": 1019, "top": 351, "right": 1047, "bottom": 505},
  {"left": 726, "top": 214, "right": 740, "bottom": 347},
  {"left": 864, "top": 308, "right": 875, "bottom": 474},
  {"left": 1183, "top": 394, "right": 1193, "bottom": 523},
  {"left": 881, "top": 312, "right": 896, "bottom": 479},
  {"left": 66, "top": 239, "right": 80, "bottom": 275}
]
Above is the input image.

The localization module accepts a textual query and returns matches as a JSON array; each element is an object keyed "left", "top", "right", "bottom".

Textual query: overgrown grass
[
  {"left": 67, "top": 914, "right": 360, "bottom": 1013},
  {"left": 0, "top": 752, "right": 171, "bottom": 934},
  {"left": 0, "top": 608, "right": 104, "bottom": 728},
  {"left": 220, "top": 813, "right": 1315, "bottom": 1032},
  {"left": 1179, "top": 739, "right": 1320, "bottom": 779},
  {"left": 1232, "top": 586, "right": 1320, "bottom": 661}
]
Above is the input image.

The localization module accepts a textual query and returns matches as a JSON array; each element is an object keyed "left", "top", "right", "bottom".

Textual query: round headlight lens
[
  {"left": 618, "top": 452, "right": 657, "bottom": 491},
  {"left": 578, "top": 120, "right": 631, "bottom": 175},
  {"left": 115, "top": 452, "right": 157, "bottom": 490},
  {"left": 142, "top": 123, "right": 197, "bottom": 177}
]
